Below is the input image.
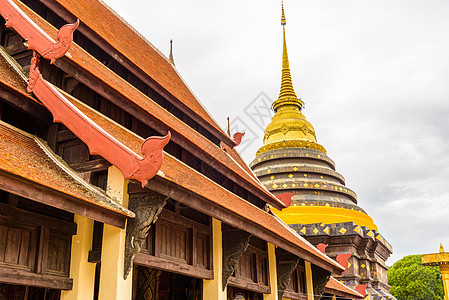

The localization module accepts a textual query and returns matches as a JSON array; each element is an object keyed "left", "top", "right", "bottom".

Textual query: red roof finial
[
  {"left": 317, "top": 243, "right": 328, "bottom": 254},
  {"left": 336, "top": 253, "right": 352, "bottom": 270}
]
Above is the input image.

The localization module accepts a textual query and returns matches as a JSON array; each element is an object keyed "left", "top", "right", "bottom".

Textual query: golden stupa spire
[
  {"left": 273, "top": 2, "right": 302, "bottom": 112},
  {"left": 440, "top": 243, "right": 445, "bottom": 253},
  {"left": 256, "top": 2, "right": 326, "bottom": 156}
]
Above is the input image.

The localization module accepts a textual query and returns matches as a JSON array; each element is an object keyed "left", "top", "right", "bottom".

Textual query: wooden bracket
[
  {"left": 124, "top": 192, "right": 168, "bottom": 279},
  {"left": 222, "top": 227, "right": 251, "bottom": 290},
  {"left": 0, "top": 0, "right": 78, "bottom": 63},
  {"left": 311, "top": 264, "right": 331, "bottom": 300},
  {"left": 276, "top": 248, "right": 300, "bottom": 299}
]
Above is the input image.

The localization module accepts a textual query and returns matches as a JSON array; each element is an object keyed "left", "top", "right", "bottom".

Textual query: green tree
[{"left": 388, "top": 254, "right": 444, "bottom": 300}]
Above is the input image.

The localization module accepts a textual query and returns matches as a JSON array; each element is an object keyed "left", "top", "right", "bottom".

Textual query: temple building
[
  {"left": 250, "top": 4, "right": 395, "bottom": 300},
  {"left": 0, "top": 0, "right": 366, "bottom": 299}
]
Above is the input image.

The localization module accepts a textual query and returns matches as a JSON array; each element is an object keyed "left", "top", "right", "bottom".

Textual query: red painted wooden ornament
[
  {"left": 336, "top": 253, "right": 352, "bottom": 270},
  {"left": 275, "top": 192, "right": 294, "bottom": 207},
  {"left": 356, "top": 284, "right": 367, "bottom": 297},
  {"left": 0, "top": 0, "right": 79, "bottom": 63},
  {"left": 317, "top": 243, "right": 328, "bottom": 254},
  {"left": 232, "top": 132, "right": 245, "bottom": 147},
  {"left": 28, "top": 52, "right": 169, "bottom": 187}
]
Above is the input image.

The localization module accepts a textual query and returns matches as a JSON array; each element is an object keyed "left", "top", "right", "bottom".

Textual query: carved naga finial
[
  {"left": 43, "top": 20, "right": 79, "bottom": 64},
  {"left": 276, "top": 192, "right": 294, "bottom": 207},
  {"left": 132, "top": 132, "right": 171, "bottom": 187},
  {"left": 356, "top": 284, "right": 367, "bottom": 297},
  {"left": 336, "top": 253, "right": 352, "bottom": 270},
  {"left": 0, "top": 0, "right": 78, "bottom": 63},
  {"left": 317, "top": 243, "right": 328, "bottom": 254},
  {"left": 232, "top": 132, "right": 245, "bottom": 147}
]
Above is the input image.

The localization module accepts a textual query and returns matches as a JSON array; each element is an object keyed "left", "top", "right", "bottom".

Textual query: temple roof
[
  {"left": 49, "top": 0, "right": 229, "bottom": 144},
  {"left": 11, "top": 0, "right": 285, "bottom": 210},
  {"left": 0, "top": 29, "right": 343, "bottom": 274}
]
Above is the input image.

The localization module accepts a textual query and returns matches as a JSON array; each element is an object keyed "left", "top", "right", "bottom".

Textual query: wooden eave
[
  {"left": 0, "top": 121, "right": 134, "bottom": 228},
  {"left": 324, "top": 277, "right": 364, "bottom": 299},
  {"left": 38, "top": 0, "right": 235, "bottom": 148},
  {"left": 9, "top": 0, "right": 286, "bottom": 210}
]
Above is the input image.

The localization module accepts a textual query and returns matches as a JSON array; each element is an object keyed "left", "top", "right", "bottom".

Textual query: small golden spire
[
  {"left": 440, "top": 243, "right": 445, "bottom": 253},
  {"left": 169, "top": 39, "right": 175, "bottom": 65}
]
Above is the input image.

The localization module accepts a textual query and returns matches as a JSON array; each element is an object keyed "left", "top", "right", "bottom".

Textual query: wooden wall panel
[
  {"left": 0, "top": 199, "right": 75, "bottom": 290},
  {"left": 136, "top": 207, "right": 212, "bottom": 279}
]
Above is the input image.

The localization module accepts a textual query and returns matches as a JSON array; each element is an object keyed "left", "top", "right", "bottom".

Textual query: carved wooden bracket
[
  {"left": 276, "top": 192, "right": 295, "bottom": 208},
  {"left": 336, "top": 253, "right": 352, "bottom": 270},
  {"left": 232, "top": 132, "right": 245, "bottom": 147},
  {"left": 124, "top": 192, "right": 168, "bottom": 279},
  {"left": 27, "top": 52, "right": 170, "bottom": 187},
  {"left": 317, "top": 243, "right": 328, "bottom": 254},
  {"left": 0, "top": 0, "right": 78, "bottom": 63},
  {"left": 276, "top": 248, "right": 300, "bottom": 299},
  {"left": 356, "top": 284, "right": 367, "bottom": 297},
  {"left": 311, "top": 264, "right": 331, "bottom": 300},
  {"left": 222, "top": 227, "right": 252, "bottom": 290}
]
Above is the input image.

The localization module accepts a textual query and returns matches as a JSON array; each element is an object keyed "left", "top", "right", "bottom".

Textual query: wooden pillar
[
  {"left": 203, "top": 218, "right": 227, "bottom": 300},
  {"left": 61, "top": 215, "right": 95, "bottom": 300},
  {"left": 264, "top": 243, "right": 278, "bottom": 300},
  {"left": 440, "top": 265, "right": 449, "bottom": 300},
  {"left": 305, "top": 261, "right": 314, "bottom": 300},
  {"left": 98, "top": 166, "right": 133, "bottom": 300}
]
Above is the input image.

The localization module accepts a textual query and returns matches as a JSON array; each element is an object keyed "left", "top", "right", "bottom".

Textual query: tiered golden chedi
[{"left": 251, "top": 4, "right": 395, "bottom": 299}]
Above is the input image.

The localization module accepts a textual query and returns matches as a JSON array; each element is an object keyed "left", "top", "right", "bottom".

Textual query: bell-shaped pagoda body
[{"left": 250, "top": 4, "right": 396, "bottom": 299}]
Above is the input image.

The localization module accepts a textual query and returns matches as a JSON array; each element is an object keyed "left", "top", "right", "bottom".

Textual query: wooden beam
[
  {"left": 0, "top": 83, "right": 52, "bottom": 124},
  {"left": 227, "top": 277, "right": 270, "bottom": 294},
  {"left": 0, "top": 171, "right": 128, "bottom": 228},
  {"left": 146, "top": 176, "right": 341, "bottom": 274},
  {"left": 0, "top": 267, "right": 73, "bottom": 290},
  {"left": 69, "top": 158, "right": 111, "bottom": 173},
  {"left": 133, "top": 253, "right": 213, "bottom": 280}
]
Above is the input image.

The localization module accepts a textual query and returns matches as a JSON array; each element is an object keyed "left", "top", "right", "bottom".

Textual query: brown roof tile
[
  {"left": 0, "top": 121, "right": 133, "bottom": 218},
  {"left": 53, "top": 0, "right": 225, "bottom": 137}
]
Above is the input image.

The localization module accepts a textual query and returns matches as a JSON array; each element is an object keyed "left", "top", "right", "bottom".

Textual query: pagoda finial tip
[
  {"left": 281, "top": 1, "right": 286, "bottom": 26},
  {"left": 440, "top": 243, "right": 445, "bottom": 253}
]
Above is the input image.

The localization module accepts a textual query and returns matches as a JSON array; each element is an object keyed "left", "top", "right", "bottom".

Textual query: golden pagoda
[
  {"left": 250, "top": 3, "right": 396, "bottom": 299},
  {"left": 422, "top": 244, "right": 449, "bottom": 300}
]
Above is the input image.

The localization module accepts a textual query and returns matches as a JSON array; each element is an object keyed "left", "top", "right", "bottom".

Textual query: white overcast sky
[{"left": 103, "top": 0, "right": 449, "bottom": 264}]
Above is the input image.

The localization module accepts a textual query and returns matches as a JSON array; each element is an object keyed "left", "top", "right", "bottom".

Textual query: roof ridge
[{"left": 97, "top": 0, "right": 171, "bottom": 65}]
